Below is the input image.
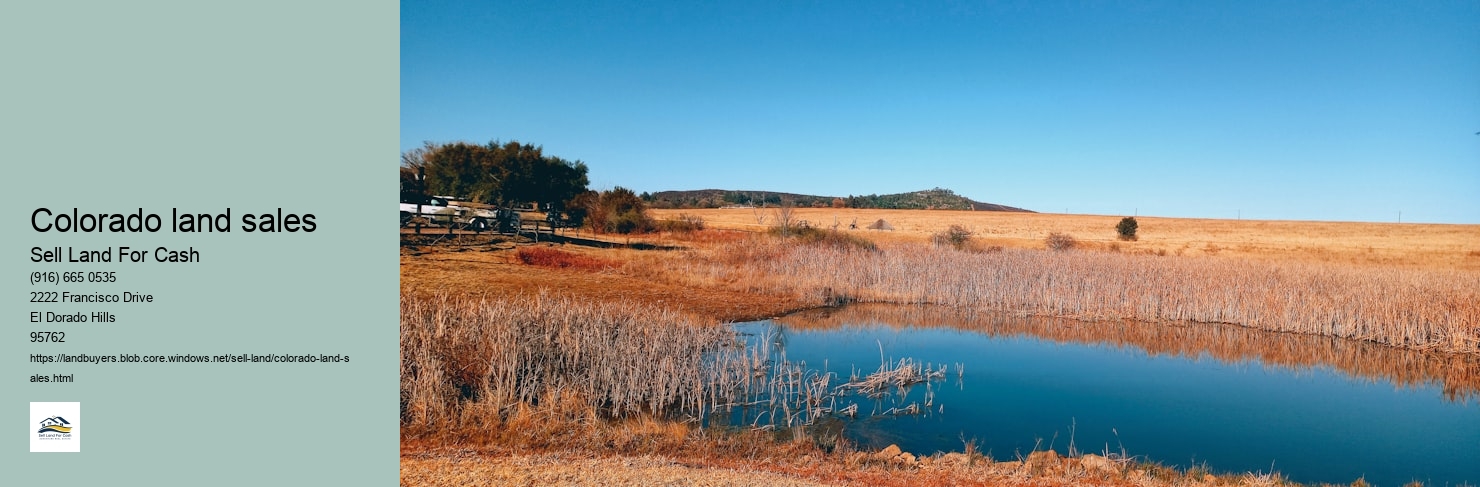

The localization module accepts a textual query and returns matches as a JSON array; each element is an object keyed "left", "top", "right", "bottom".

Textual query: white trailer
[{"left": 400, "top": 195, "right": 519, "bottom": 233}]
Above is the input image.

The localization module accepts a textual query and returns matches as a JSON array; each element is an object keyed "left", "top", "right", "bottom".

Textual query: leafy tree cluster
[
  {"left": 401, "top": 140, "right": 589, "bottom": 210},
  {"left": 584, "top": 187, "right": 653, "bottom": 234},
  {"left": 846, "top": 188, "right": 973, "bottom": 210},
  {"left": 647, "top": 190, "right": 830, "bottom": 209},
  {"left": 642, "top": 187, "right": 1026, "bottom": 212}
]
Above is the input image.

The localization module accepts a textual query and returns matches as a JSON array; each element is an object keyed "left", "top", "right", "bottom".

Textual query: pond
[{"left": 728, "top": 304, "right": 1480, "bottom": 487}]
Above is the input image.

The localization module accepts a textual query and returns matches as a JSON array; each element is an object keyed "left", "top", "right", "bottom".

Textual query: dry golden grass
[
  {"left": 400, "top": 241, "right": 807, "bottom": 321},
  {"left": 401, "top": 435, "right": 1300, "bottom": 487},
  {"left": 653, "top": 208, "right": 1480, "bottom": 270},
  {"left": 401, "top": 451, "right": 837, "bottom": 487},
  {"left": 514, "top": 246, "right": 617, "bottom": 270}
]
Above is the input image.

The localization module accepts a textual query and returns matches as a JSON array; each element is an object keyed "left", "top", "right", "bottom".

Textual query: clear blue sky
[{"left": 402, "top": 1, "right": 1479, "bottom": 223}]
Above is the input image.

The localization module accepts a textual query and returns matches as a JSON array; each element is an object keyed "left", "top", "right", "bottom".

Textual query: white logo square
[{"left": 30, "top": 401, "right": 80, "bottom": 452}]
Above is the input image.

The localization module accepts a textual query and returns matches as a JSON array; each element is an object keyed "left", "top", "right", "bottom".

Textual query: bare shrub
[
  {"left": 773, "top": 204, "right": 795, "bottom": 234},
  {"left": 1046, "top": 232, "right": 1077, "bottom": 251},
  {"left": 658, "top": 213, "right": 705, "bottom": 233},
  {"left": 931, "top": 225, "right": 974, "bottom": 250},
  {"left": 681, "top": 213, "right": 705, "bottom": 230},
  {"left": 767, "top": 226, "right": 876, "bottom": 252}
]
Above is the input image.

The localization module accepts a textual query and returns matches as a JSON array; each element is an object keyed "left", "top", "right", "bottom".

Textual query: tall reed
[
  {"left": 400, "top": 293, "right": 734, "bottom": 429},
  {"left": 400, "top": 292, "right": 952, "bottom": 436},
  {"left": 705, "top": 326, "right": 952, "bottom": 430},
  {"left": 648, "top": 239, "right": 1480, "bottom": 353}
]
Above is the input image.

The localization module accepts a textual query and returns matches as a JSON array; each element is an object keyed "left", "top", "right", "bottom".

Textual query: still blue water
[{"left": 731, "top": 310, "right": 1480, "bottom": 487}]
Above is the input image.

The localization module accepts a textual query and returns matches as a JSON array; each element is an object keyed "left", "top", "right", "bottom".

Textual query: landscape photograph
[{"left": 399, "top": 2, "right": 1479, "bottom": 486}]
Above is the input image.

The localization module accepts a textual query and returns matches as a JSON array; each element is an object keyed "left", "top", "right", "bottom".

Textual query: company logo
[
  {"left": 38, "top": 416, "right": 73, "bottom": 434},
  {"left": 30, "top": 402, "right": 80, "bottom": 452}
]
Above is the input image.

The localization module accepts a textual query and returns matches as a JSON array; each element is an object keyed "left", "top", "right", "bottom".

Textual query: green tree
[
  {"left": 405, "top": 140, "right": 590, "bottom": 210},
  {"left": 421, "top": 141, "right": 495, "bottom": 201},
  {"left": 585, "top": 187, "right": 652, "bottom": 234}
]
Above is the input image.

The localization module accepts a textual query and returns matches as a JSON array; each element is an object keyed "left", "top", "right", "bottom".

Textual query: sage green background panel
[{"left": 1, "top": 1, "right": 399, "bottom": 485}]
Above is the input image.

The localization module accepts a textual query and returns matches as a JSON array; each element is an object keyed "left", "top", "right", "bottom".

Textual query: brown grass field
[
  {"left": 402, "top": 210, "right": 1480, "bottom": 486},
  {"left": 653, "top": 208, "right": 1480, "bottom": 270}
]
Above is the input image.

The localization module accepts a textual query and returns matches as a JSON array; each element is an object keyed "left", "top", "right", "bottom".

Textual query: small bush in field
[
  {"left": 932, "top": 225, "right": 974, "bottom": 250},
  {"left": 768, "top": 226, "right": 877, "bottom": 252},
  {"left": 659, "top": 213, "right": 706, "bottom": 233},
  {"left": 586, "top": 187, "right": 653, "bottom": 234},
  {"left": 1116, "top": 217, "right": 1139, "bottom": 241},
  {"left": 610, "top": 210, "right": 651, "bottom": 234},
  {"left": 1046, "top": 232, "right": 1077, "bottom": 251}
]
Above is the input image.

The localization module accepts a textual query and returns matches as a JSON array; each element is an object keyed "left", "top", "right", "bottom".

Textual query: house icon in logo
[
  {"left": 31, "top": 402, "right": 80, "bottom": 452},
  {"left": 38, "top": 416, "right": 72, "bottom": 434}
]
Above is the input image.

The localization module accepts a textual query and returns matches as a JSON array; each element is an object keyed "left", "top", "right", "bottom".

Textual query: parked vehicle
[
  {"left": 400, "top": 194, "right": 519, "bottom": 233},
  {"left": 400, "top": 194, "right": 449, "bottom": 227}
]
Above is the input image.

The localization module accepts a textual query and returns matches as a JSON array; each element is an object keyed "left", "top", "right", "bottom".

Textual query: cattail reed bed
[
  {"left": 399, "top": 291, "right": 953, "bottom": 441},
  {"left": 400, "top": 293, "right": 923, "bottom": 436},
  {"left": 400, "top": 293, "right": 734, "bottom": 431},
  {"left": 708, "top": 327, "right": 955, "bottom": 431},
  {"left": 649, "top": 239, "right": 1480, "bottom": 354}
]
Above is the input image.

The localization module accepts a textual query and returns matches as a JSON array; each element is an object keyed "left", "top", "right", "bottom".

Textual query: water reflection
[
  {"left": 777, "top": 304, "right": 1479, "bottom": 403},
  {"left": 741, "top": 304, "right": 1480, "bottom": 486}
]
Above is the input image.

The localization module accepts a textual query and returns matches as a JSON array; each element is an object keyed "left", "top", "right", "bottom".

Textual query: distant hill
[{"left": 645, "top": 188, "right": 1032, "bottom": 212}]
